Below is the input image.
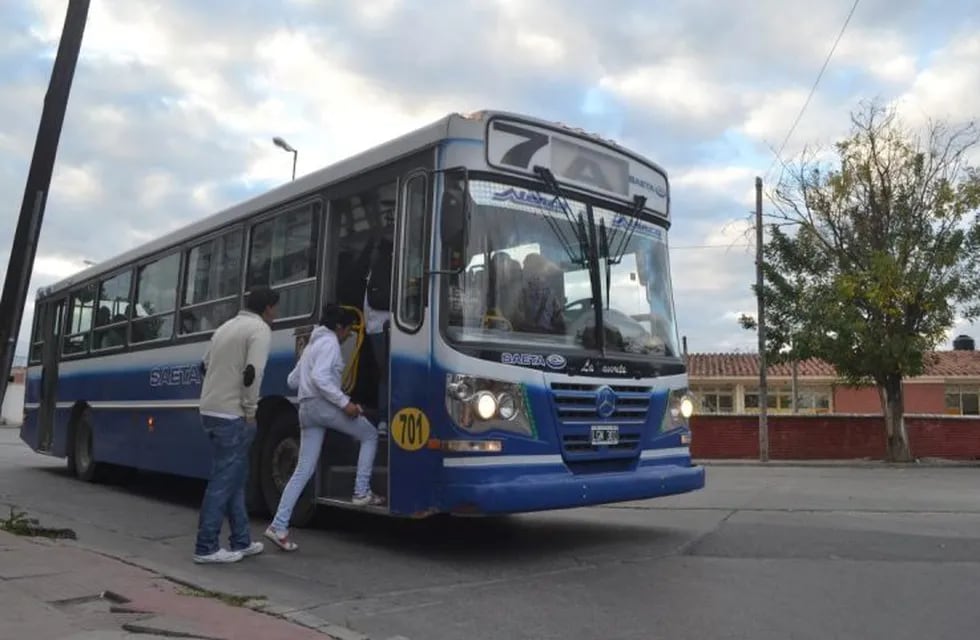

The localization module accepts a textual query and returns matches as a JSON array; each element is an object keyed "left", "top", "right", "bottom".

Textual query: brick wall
[{"left": 690, "top": 414, "right": 980, "bottom": 460}]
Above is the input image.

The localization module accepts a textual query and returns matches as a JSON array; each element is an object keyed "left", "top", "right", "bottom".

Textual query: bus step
[
  {"left": 314, "top": 496, "right": 389, "bottom": 514},
  {"left": 319, "top": 465, "right": 389, "bottom": 501}
]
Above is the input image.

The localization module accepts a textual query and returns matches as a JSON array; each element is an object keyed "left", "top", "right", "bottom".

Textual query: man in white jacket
[
  {"left": 264, "top": 304, "right": 383, "bottom": 552},
  {"left": 193, "top": 287, "right": 279, "bottom": 564}
]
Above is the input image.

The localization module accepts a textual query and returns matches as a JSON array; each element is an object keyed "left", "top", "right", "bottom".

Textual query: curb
[
  {"left": 77, "top": 545, "right": 370, "bottom": 640},
  {"left": 696, "top": 458, "right": 980, "bottom": 468}
]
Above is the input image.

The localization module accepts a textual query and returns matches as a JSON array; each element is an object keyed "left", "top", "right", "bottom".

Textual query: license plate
[{"left": 590, "top": 425, "right": 620, "bottom": 446}]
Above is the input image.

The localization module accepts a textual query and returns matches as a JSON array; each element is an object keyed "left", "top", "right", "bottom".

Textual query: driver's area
[{"left": 442, "top": 177, "right": 674, "bottom": 357}]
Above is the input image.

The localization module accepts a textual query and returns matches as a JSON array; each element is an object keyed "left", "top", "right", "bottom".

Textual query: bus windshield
[{"left": 443, "top": 178, "right": 680, "bottom": 358}]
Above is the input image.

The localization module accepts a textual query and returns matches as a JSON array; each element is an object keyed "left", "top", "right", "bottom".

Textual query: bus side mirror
[{"left": 440, "top": 187, "right": 465, "bottom": 240}]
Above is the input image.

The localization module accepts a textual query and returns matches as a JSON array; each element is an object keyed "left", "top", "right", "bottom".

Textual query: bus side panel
[
  {"left": 129, "top": 331, "right": 300, "bottom": 479},
  {"left": 20, "top": 367, "right": 41, "bottom": 451},
  {"left": 387, "top": 350, "right": 440, "bottom": 515},
  {"left": 130, "top": 408, "right": 211, "bottom": 478},
  {"left": 32, "top": 334, "right": 300, "bottom": 479}
]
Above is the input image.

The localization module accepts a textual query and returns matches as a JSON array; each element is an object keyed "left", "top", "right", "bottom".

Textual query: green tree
[{"left": 757, "top": 100, "right": 980, "bottom": 461}]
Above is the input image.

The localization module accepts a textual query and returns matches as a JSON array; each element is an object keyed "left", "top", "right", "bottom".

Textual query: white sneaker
[
  {"left": 352, "top": 491, "right": 385, "bottom": 506},
  {"left": 237, "top": 541, "right": 264, "bottom": 557},
  {"left": 193, "top": 548, "right": 243, "bottom": 564},
  {"left": 377, "top": 421, "right": 387, "bottom": 435}
]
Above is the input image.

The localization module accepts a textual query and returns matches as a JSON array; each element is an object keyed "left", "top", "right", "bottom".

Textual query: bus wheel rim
[{"left": 271, "top": 437, "right": 299, "bottom": 493}]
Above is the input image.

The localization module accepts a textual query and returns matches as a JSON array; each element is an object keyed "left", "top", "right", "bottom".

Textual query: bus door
[
  {"left": 385, "top": 168, "right": 441, "bottom": 515},
  {"left": 36, "top": 299, "right": 65, "bottom": 453}
]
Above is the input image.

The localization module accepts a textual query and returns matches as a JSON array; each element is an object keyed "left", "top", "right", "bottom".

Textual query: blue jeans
[
  {"left": 195, "top": 415, "right": 256, "bottom": 556},
  {"left": 369, "top": 332, "right": 388, "bottom": 424},
  {"left": 270, "top": 398, "right": 378, "bottom": 532}
]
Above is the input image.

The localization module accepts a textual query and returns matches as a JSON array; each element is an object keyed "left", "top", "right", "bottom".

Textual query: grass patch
[
  {"left": 176, "top": 585, "right": 267, "bottom": 608},
  {"left": 0, "top": 507, "right": 77, "bottom": 539}
]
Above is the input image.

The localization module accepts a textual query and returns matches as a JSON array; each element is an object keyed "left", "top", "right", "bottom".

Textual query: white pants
[{"left": 271, "top": 397, "right": 378, "bottom": 531}]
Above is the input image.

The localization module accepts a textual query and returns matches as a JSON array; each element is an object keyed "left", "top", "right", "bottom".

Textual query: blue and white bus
[{"left": 21, "top": 110, "right": 704, "bottom": 523}]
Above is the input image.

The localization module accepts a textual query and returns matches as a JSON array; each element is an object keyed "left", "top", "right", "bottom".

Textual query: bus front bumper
[{"left": 440, "top": 460, "right": 706, "bottom": 516}]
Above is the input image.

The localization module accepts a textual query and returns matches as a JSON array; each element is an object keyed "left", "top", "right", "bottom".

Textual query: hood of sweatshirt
[{"left": 308, "top": 325, "right": 333, "bottom": 345}]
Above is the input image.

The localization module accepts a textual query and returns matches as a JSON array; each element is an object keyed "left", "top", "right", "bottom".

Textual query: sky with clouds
[{"left": 1, "top": 0, "right": 979, "bottom": 365}]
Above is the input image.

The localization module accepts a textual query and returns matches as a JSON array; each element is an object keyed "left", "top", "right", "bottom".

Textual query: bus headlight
[
  {"left": 445, "top": 374, "right": 533, "bottom": 435},
  {"left": 662, "top": 387, "right": 695, "bottom": 432},
  {"left": 474, "top": 391, "right": 497, "bottom": 420},
  {"left": 497, "top": 392, "right": 518, "bottom": 420}
]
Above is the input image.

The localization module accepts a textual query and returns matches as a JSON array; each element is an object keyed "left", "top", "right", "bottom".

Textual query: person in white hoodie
[{"left": 264, "top": 304, "right": 383, "bottom": 551}]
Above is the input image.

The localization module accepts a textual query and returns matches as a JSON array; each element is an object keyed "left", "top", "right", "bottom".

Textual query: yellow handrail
[
  {"left": 483, "top": 309, "right": 512, "bottom": 331},
  {"left": 340, "top": 305, "right": 365, "bottom": 394}
]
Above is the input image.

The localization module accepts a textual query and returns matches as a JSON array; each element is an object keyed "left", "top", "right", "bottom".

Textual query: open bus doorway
[{"left": 317, "top": 182, "right": 396, "bottom": 509}]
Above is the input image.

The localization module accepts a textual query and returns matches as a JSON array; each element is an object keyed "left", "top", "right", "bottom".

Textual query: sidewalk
[{"left": 0, "top": 526, "right": 335, "bottom": 640}]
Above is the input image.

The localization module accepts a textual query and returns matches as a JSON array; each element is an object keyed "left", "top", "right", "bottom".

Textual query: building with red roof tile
[{"left": 686, "top": 335, "right": 980, "bottom": 416}]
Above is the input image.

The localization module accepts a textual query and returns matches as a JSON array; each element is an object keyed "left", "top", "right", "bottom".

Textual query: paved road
[{"left": 2, "top": 427, "right": 979, "bottom": 640}]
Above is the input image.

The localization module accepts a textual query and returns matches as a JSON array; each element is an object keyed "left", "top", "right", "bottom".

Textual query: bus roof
[{"left": 38, "top": 110, "right": 667, "bottom": 298}]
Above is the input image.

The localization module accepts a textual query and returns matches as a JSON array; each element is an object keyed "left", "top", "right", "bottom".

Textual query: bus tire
[
  {"left": 70, "top": 414, "right": 104, "bottom": 483},
  {"left": 259, "top": 412, "right": 317, "bottom": 528}
]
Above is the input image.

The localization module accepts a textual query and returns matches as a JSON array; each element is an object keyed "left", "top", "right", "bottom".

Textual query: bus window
[
  {"left": 180, "top": 228, "right": 243, "bottom": 334},
  {"left": 246, "top": 204, "right": 318, "bottom": 320},
  {"left": 131, "top": 253, "right": 180, "bottom": 344},
  {"left": 93, "top": 270, "right": 132, "bottom": 351},
  {"left": 63, "top": 284, "right": 97, "bottom": 356},
  {"left": 331, "top": 183, "right": 397, "bottom": 309},
  {"left": 29, "top": 307, "right": 43, "bottom": 364},
  {"left": 398, "top": 174, "right": 427, "bottom": 330}
]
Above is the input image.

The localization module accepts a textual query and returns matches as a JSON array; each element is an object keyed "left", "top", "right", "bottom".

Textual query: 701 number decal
[{"left": 391, "top": 407, "right": 431, "bottom": 452}]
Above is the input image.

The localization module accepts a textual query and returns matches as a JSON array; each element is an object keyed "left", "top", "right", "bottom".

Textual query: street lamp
[{"left": 272, "top": 136, "right": 297, "bottom": 181}]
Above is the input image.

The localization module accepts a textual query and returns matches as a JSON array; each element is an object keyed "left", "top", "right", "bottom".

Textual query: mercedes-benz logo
[{"left": 596, "top": 385, "right": 617, "bottom": 419}]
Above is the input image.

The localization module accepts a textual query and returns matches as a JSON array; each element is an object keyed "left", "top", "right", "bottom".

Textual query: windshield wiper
[
  {"left": 530, "top": 166, "right": 607, "bottom": 354},
  {"left": 532, "top": 166, "right": 590, "bottom": 267},
  {"left": 606, "top": 194, "right": 648, "bottom": 266},
  {"left": 597, "top": 195, "right": 646, "bottom": 310},
  {"left": 599, "top": 218, "right": 611, "bottom": 310}
]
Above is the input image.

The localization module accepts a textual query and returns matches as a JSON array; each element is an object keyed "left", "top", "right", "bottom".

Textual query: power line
[{"left": 764, "top": 0, "right": 861, "bottom": 183}]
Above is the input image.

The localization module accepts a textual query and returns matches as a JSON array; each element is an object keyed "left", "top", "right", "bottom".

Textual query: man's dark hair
[
  {"left": 245, "top": 286, "right": 280, "bottom": 314},
  {"left": 319, "top": 303, "right": 357, "bottom": 329}
]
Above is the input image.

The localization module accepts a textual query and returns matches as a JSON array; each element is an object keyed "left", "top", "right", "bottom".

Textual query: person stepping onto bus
[
  {"left": 265, "top": 303, "right": 384, "bottom": 552},
  {"left": 193, "top": 286, "right": 279, "bottom": 564},
  {"left": 364, "top": 231, "right": 393, "bottom": 435}
]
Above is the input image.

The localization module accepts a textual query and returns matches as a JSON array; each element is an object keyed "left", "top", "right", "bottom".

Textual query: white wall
[{"left": 1, "top": 383, "right": 24, "bottom": 426}]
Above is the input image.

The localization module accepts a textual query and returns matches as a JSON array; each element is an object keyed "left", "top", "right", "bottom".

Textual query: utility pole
[
  {"left": 0, "top": 0, "right": 90, "bottom": 407},
  {"left": 755, "top": 176, "right": 769, "bottom": 462}
]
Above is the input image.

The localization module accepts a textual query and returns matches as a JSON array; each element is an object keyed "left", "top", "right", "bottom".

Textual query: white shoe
[
  {"left": 377, "top": 421, "right": 387, "bottom": 435},
  {"left": 193, "top": 548, "right": 243, "bottom": 564},
  {"left": 352, "top": 491, "right": 385, "bottom": 506},
  {"left": 237, "top": 541, "right": 264, "bottom": 557}
]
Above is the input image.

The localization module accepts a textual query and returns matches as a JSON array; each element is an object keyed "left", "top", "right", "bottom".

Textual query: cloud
[
  {"left": 1, "top": 0, "right": 978, "bottom": 362},
  {"left": 896, "top": 32, "right": 980, "bottom": 127}
]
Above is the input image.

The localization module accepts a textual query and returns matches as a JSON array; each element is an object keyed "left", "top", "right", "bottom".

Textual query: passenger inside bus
[
  {"left": 362, "top": 221, "right": 393, "bottom": 434},
  {"left": 514, "top": 253, "right": 565, "bottom": 334},
  {"left": 485, "top": 252, "right": 522, "bottom": 329}
]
